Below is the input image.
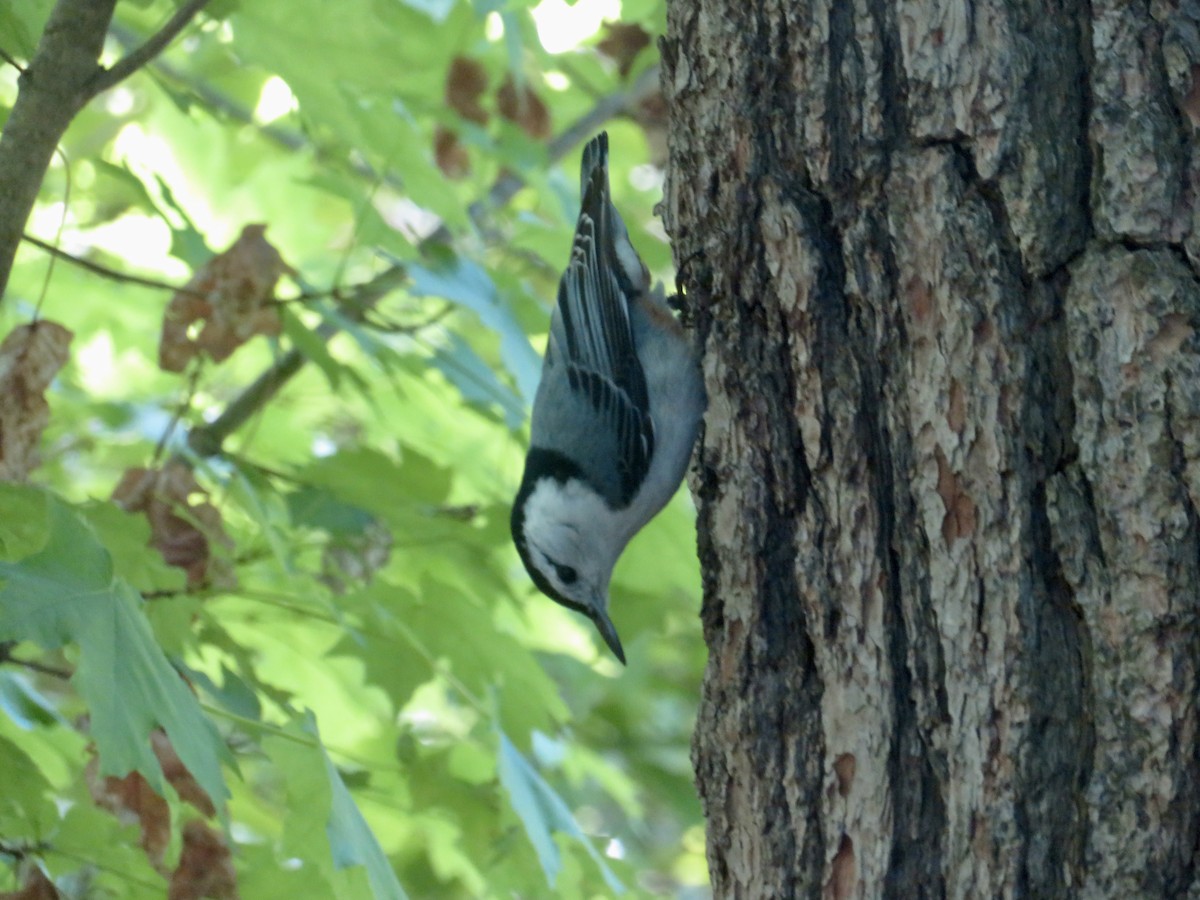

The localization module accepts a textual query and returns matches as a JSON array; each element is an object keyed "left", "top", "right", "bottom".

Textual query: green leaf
[
  {"left": 408, "top": 258, "right": 542, "bottom": 404},
  {"left": 0, "top": 484, "right": 51, "bottom": 561},
  {"left": 0, "top": 493, "right": 231, "bottom": 813},
  {"left": 0, "top": 670, "right": 68, "bottom": 730},
  {"left": 77, "top": 499, "right": 187, "bottom": 595},
  {"left": 496, "top": 728, "right": 623, "bottom": 893},
  {"left": 333, "top": 578, "right": 566, "bottom": 736},
  {"left": 265, "top": 712, "right": 409, "bottom": 899},
  {"left": 323, "top": 737, "right": 410, "bottom": 900},
  {"left": 0, "top": 0, "right": 52, "bottom": 58},
  {"left": 286, "top": 485, "right": 376, "bottom": 536},
  {"left": 299, "top": 446, "right": 451, "bottom": 509},
  {"left": 0, "top": 733, "right": 56, "bottom": 834},
  {"left": 280, "top": 306, "right": 351, "bottom": 390},
  {"left": 429, "top": 332, "right": 524, "bottom": 427}
]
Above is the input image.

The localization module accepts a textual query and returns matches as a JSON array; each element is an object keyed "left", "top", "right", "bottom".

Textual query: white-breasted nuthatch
[{"left": 511, "top": 132, "right": 706, "bottom": 664}]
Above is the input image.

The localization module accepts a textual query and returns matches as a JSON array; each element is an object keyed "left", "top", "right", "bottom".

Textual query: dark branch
[
  {"left": 187, "top": 266, "right": 409, "bottom": 456},
  {"left": 87, "top": 0, "right": 211, "bottom": 98},
  {"left": 0, "top": 45, "right": 26, "bottom": 73},
  {"left": 20, "top": 232, "right": 209, "bottom": 296},
  {"left": 0, "top": 642, "right": 72, "bottom": 679},
  {"left": 0, "top": 0, "right": 117, "bottom": 302}
]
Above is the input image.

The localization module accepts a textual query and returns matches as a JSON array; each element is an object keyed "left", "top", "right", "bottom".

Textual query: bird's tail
[{"left": 578, "top": 132, "right": 647, "bottom": 299}]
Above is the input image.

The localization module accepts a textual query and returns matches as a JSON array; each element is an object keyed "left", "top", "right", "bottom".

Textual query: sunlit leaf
[
  {"left": 496, "top": 728, "right": 623, "bottom": 893},
  {"left": 408, "top": 257, "right": 541, "bottom": 404}
]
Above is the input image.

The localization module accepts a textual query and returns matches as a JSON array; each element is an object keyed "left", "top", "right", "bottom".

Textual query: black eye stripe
[{"left": 543, "top": 553, "right": 578, "bottom": 585}]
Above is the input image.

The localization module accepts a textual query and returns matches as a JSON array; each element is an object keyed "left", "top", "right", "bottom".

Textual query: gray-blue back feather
[{"left": 529, "top": 133, "right": 654, "bottom": 508}]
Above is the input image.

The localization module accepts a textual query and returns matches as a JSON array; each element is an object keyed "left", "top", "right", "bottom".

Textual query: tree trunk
[{"left": 663, "top": 1, "right": 1200, "bottom": 897}]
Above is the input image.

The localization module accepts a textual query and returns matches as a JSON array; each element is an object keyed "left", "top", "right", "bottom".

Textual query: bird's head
[{"left": 512, "top": 470, "right": 626, "bottom": 664}]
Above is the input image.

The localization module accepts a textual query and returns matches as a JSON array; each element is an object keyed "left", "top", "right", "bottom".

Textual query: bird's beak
[{"left": 591, "top": 607, "right": 626, "bottom": 665}]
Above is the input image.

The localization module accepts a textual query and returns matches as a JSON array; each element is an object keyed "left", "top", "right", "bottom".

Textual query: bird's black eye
[{"left": 555, "top": 564, "right": 578, "bottom": 585}]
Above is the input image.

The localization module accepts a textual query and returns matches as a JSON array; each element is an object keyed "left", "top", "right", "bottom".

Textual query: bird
[{"left": 510, "top": 132, "right": 706, "bottom": 664}]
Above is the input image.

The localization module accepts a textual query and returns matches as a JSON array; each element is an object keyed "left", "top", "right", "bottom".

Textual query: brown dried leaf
[
  {"left": 152, "top": 729, "right": 217, "bottom": 818},
  {"left": 169, "top": 821, "right": 240, "bottom": 900},
  {"left": 113, "top": 461, "right": 234, "bottom": 589},
  {"left": 86, "top": 730, "right": 218, "bottom": 870},
  {"left": 445, "top": 56, "right": 488, "bottom": 125},
  {"left": 159, "top": 225, "right": 293, "bottom": 373},
  {"left": 633, "top": 90, "right": 668, "bottom": 165},
  {"left": 0, "top": 867, "right": 61, "bottom": 900},
  {"left": 87, "top": 758, "right": 171, "bottom": 867},
  {"left": 596, "top": 22, "right": 651, "bottom": 78},
  {"left": 434, "top": 125, "right": 471, "bottom": 179},
  {"left": 497, "top": 77, "right": 550, "bottom": 139},
  {"left": 0, "top": 320, "right": 72, "bottom": 482}
]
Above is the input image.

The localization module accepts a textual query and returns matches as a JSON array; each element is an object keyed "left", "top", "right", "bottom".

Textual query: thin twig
[
  {"left": 465, "top": 64, "right": 661, "bottom": 233},
  {"left": 21, "top": 231, "right": 207, "bottom": 296},
  {"left": 0, "top": 650, "right": 72, "bottom": 680},
  {"left": 87, "top": 0, "right": 211, "bottom": 98},
  {"left": 33, "top": 147, "right": 71, "bottom": 320},
  {"left": 0, "top": 46, "right": 25, "bottom": 73},
  {"left": 20, "top": 231, "right": 369, "bottom": 306},
  {"left": 154, "top": 360, "right": 203, "bottom": 463}
]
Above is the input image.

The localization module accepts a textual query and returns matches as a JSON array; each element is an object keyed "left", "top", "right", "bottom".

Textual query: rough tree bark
[{"left": 663, "top": 1, "right": 1200, "bottom": 897}]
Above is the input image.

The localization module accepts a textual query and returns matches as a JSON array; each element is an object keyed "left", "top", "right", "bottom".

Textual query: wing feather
[{"left": 532, "top": 134, "right": 653, "bottom": 506}]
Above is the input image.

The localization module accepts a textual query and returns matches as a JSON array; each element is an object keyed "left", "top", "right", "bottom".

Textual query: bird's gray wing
[{"left": 530, "top": 139, "right": 653, "bottom": 507}]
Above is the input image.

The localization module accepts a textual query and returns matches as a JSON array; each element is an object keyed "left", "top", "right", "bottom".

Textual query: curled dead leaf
[
  {"left": 0, "top": 320, "right": 72, "bottom": 482},
  {"left": 497, "top": 76, "right": 550, "bottom": 139},
  {"left": 159, "top": 225, "right": 293, "bottom": 373},
  {"left": 445, "top": 56, "right": 489, "bottom": 125},
  {"left": 169, "top": 821, "right": 240, "bottom": 900},
  {"left": 87, "top": 760, "right": 171, "bottom": 867},
  {"left": 435, "top": 125, "right": 471, "bottom": 179},
  {"left": 87, "top": 729, "right": 218, "bottom": 871},
  {"left": 596, "top": 22, "right": 651, "bottom": 78},
  {"left": 113, "top": 461, "right": 234, "bottom": 589},
  {"left": 151, "top": 729, "right": 217, "bottom": 818}
]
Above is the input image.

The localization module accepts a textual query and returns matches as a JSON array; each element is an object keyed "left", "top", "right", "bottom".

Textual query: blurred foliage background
[{"left": 0, "top": 0, "right": 708, "bottom": 897}]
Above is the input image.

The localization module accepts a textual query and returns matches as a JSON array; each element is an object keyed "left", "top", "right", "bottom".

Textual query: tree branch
[
  {"left": 0, "top": 0, "right": 117, "bottom": 302},
  {"left": 187, "top": 266, "right": 409, "bottom": 456},
  {"left": 0, "top": 1, "right": 209, "bottom": 303},
  {"left": 0, "top": 641, "right": 72, "bottom": 679},
  {"left": 86, "top": 0, "right": 211, "bottom": 99},
  {"left": 20, "top": 232, "right": 207, "bottom": 296},
  {"left": 0, "top": 45, "right": 26, "bottom": 73}
]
